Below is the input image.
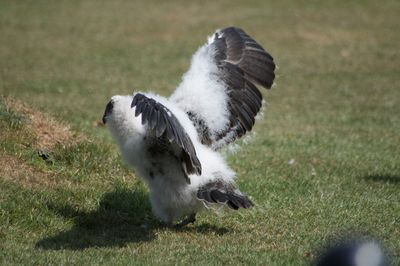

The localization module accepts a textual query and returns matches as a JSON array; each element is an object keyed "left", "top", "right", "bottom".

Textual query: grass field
[{"left": 1, "top": 0, "right": 399, "bottom": 265}]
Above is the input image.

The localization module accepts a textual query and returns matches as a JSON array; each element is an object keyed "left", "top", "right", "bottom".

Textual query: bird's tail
[{"left": 197, "top": 180, "right": 253, "bottom": 210}]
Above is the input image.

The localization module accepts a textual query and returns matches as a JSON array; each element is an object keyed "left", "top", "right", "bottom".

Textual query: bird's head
[{"left": 102, "top": 95, "right": 145, "bottom": 144}]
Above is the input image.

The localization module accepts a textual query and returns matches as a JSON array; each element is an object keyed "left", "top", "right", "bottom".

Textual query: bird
[
  {"left": 316, "top": 239, "right": 388, "bottom": 266},
  {"left": 102, "top": 26, "right": 275, "bottom": 226}
]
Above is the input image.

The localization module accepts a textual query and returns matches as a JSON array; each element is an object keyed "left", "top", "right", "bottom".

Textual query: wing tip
[{"left": 197, "top": 181, "right": 254, "bottom": 210}]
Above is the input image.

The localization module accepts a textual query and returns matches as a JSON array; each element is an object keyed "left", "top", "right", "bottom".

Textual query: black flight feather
[
  {"left": 131, "top": 93, "right": 202, "bottom": 176},
  {"left": 183, "top": 26, "right": 275, "bottom": 148},
  {"left": 197, "top": 180, "right": 254, "bottom": 210}
]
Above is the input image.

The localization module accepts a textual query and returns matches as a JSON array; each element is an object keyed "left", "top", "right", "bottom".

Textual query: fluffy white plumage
[
  {"left": 106, "top": 93, "right": 235, "bottom": 223},
  {"left": 170, "top": 44, "right": 231, "bottom": 140},
  {"left": 103, "top": 27, "right": 275, "bottom": 225}
]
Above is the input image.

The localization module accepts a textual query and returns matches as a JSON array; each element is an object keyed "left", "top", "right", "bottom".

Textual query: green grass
[{"left": 1, "top": 0, "right": 399, "bottom": 265}]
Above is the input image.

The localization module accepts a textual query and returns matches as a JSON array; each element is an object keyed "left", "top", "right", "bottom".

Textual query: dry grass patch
[
  {"left": 0, "top": 153, "right": 60, "bottom": 188},
  {"left": 0, "top": 96, "right": 90, "bottom": 189},
  {"left": 2, "top": 97, "right": 83, "bottom": 150}
]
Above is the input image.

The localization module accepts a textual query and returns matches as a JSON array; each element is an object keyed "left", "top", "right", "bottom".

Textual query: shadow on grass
[
  {"left": 36, "top": 186, "right": 156, "bottom": 250},
  {"left": 36, "top": 186, "right": 230, "bottom": 250},
  {"left": 170, "top": 222, "right": 230, "bottom": 236},
  {"left": 363, "top": 174, "right": 400, "bottom": 184}
]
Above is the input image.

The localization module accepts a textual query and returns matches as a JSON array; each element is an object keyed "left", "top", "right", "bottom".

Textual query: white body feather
[
  {"left": 107, "top": 93, "right": 236, "bottom": 223},
  {"left": 104, "top": 27, "right": 275, "bottom": 224},
  {"left": 170, "top": 44, "right": 231, "bottom": 141}
]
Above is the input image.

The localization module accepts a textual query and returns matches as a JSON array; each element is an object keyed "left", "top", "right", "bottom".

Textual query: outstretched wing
[
  {"left": 131, "top": 93, "right": 202, "bottom": 176},
  {"left": 170, "top": 27, "right": 275, "bottom": 149}
]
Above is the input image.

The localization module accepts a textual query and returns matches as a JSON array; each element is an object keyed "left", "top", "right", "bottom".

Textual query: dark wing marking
[
  {"left": 215, "top": 27, "right": 275, "bottom": 87},
  {"left": 210, "top": 27, "right": 275, "bottom": 144},
  {"left": 172, "top": 27, "right": 275, "bottom": 148},
  {"left": 197, "top": 180, "right": 254, "bottom": 210},
  {"left": 131, "top": 93, "right": 202, "bottom": 176}
]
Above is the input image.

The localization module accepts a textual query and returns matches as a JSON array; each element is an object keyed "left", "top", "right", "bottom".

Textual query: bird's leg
[{"left": 174, "top": 213, "right": 196, "bottom": 228}]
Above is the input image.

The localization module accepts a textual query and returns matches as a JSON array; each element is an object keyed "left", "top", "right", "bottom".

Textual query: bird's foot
[{"left": 174, "top": 213, "right": 196, "bottom": 228}]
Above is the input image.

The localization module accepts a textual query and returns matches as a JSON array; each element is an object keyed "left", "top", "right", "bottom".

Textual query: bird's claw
[{"left": 174, "top": 213, "right": 196, "bottom": 228}]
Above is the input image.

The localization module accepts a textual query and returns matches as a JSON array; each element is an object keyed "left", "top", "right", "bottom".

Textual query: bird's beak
[{"left": 102, "top": 100, "right": 114, "bottom": 124}]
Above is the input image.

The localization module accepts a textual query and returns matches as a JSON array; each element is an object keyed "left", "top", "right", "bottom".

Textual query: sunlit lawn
[{"left": 1, "top": 0, "right": 399, "bottom": 265}]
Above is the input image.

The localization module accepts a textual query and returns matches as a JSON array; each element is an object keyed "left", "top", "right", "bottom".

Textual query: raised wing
[
  {"left": 170, "top": 27, "right": 275, "bottom": 149},
  {"left": 131, "top": 93, "right": 202, "bottom": 176}
]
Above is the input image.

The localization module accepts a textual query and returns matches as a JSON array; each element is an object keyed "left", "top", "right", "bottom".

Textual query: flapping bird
[{"left": 102, "top": 27, "right": 275, "bottom": 226}]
